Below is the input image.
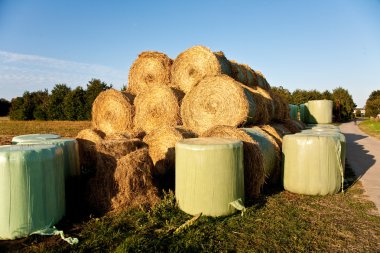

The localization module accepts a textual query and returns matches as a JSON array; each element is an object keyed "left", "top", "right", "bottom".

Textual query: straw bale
[
  {"left": 259, "top": 124, "right": 284, "bottom": 147},
  {"left": 171, "top": 46, "right": 232, "bottom": 93},
  {"left": 242, "top": 64, "right": 258, "bottom": 88},
  {"left": 230, "top": 61, "right": 248, "bottom": 85},
  {"left": 254, "top": 70, "right": 271, "bottom": 90},
  {"left": 270, "top": 91, "right": 290, "bottom": 121},
  {"left": 96, "top": 138, "right": 147, "bottom": 159},
  {"left": 282, "top": 119, "right": 303, "bottom": 134},
  {"left": 127, "top": 51, "right": 172, "bottom": 95},
  {"left": 271, "top": 123, "right": 292, "bottom": 136},
  {"left": 202, "top": 125, "right": 265, "bottom": 199},
  {"left": 111, "top": 148, "right": 160, "bottom": 211},
  {"left": 92, "top": 89, "right": 135, "bottom": 135},
  {"left": 143, "top": 126, "right": 196, "bottom": 190},
  {"left": 134, "top": 85, "right": 183, "bottom": 134},
  {"left": 181, "top": 75, "right": 269, "bottom": 134}
]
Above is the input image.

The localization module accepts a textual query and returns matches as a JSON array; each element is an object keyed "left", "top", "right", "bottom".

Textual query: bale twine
[
  {"left": 127, "top": 51, "right": 172, "bottom": 95},
  {"left": 92, "top": 89, "right": 135, "bottom": 135},
  {"left": 134, "top": 85, "right": 184, "bottom": 134},
  {"left": 181, "top": 75, "right": 268, "bottom": 134},
  {"left": 171, "top": 46, "right": 232, "bottom": 93},
  {"left": 202, "top": 125, "right": 265, "bottom": 199},
  {"left": 76, "top": 129, "right": 105, "bottom": 175},
  {"left": 143, "top": 126, "right": 196, "bottom": 190},
  {"left": 111, "top": 148, "right": 160, "bottom": 211},
  {"left": 230, "top": 61, "right": 248, "bottom": 85}
]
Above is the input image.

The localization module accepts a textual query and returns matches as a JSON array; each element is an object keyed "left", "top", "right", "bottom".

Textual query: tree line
[
  {"left": 2, "top": 79, "right": 111, "bottom": 120},
  {"left": 364, "top": 90, "right": 380, "bottom": 118}
]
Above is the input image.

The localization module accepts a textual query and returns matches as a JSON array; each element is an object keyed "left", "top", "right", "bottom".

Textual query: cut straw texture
[
  {"left": 202, "top": 125, "right": 265, "bottom": 199},
  {"left": 92, "top": 89, "right": 135, "bottom": 135},
  {"left": 143, "top": 126, "right": 196, "bottom": 190},
  {"left": 270, "top": 92, "right": 290, "bottom": 121},
  {"left": 181, "top": 75, "right": 268, "bottom": 134},
  {"left": 259, "top": 124, "right": 284, "bottom": 147},
  {"left": 134, "top": 85, "right": 184, "bottom": 134},
  {"left": 171, "top": 46, "right": 232, "bottom": 93},
  {"left": 127, "top": 51, "right": 172, "bottom": 95},
  {"left": 282, "top": 119, "right": 305, "bottom": 134}
]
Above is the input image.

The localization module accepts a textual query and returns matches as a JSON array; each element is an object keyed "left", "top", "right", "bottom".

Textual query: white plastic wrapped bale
[
  {"left": 299, "top": 103, "right": 309, "bottom": 123},
  {"left": 16, "top": 138, "right": 80, "bottom": 178},
  {"left": 307, "top": 124, "right": 340, "bottom": 132},
  {"left": 282, "top": 132, "right": 345, "bottom": 195},
  {"left": 0, "top": 145, "right": 65, "bottom": 240},
  {"left": 289, "top": 104, "right": 299, "bottom": 120},
  {"left": 307, "top": 100, "right": 333, "bottom": 124},
  {"left": 12, "top": 134, "right": 61, "bottom": 144},
  {"left": 175, "top": 138, "right": 245, "bottom": 217}
]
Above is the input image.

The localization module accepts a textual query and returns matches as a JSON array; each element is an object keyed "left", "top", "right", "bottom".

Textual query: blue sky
[{"left": 1, "top": 0, "right": 379, "bottom": 107}]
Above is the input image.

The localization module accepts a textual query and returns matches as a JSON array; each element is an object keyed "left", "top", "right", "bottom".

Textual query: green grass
[{"left": 359, "top": 119, "right": 380, "bottom": 139}]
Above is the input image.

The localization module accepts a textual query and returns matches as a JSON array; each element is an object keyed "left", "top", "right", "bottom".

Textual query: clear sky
[{"left": 1, "top": 0, "right": 379, "bottom": 107}]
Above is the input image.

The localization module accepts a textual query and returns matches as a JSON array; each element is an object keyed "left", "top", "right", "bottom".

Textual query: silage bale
[
  {"left": 202, "top": 125, "right": 265, "bottom": 199},
  {"left": 134, "top": 85, "right": 184, "bottom": 134},
  {"left": 171, "top": 46, "right": 232, "bottom": 93},
  {"left": 111, "top": 148, "right": 160, "bottom": 211},
  {"left": 289, "top": 104, "right": 299, "bottom": 120},
  {"left": 299, "top": 103, "right": 309, "bottom": 123},
  {"left": 92, "top": 89, "right": 135, "bottom": 135},
  {"left": 127, "top": 51, "right": 172, "bottom": 95},
  {"left": 307, "top": 100, "right": 333, "bottom": 124},
  {"left": 181, "top": 75, "right": 269, "bottom": 135}
]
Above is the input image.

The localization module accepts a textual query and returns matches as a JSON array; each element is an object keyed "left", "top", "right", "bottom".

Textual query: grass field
[
  {"left": 359, "top": 119, "right": 380, "bottom": 139},
  {"left": 0, "top": 120, "right": 379, "bottom": 252}
]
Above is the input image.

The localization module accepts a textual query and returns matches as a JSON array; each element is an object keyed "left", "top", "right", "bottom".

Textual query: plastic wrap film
[
  {"left": 0, "top": 145, "right": 65, "bottom": 240},
  {"left": 175, "top": 137, "right": 244, "bottom": 217},
  {"left": 12, "top": 134, "right": 61, "bottom": 144},
  {"left": 299, "top": 103, "right": 309, "bottom": 123},
  {"left": 282, "top": 132, "right": 345, "bottom": 195},
  {"left": 307, "top": 100, "right": 333, "bottom": 124},
  {"left": 307, "top": 124, "right": 340, "bottom": 131},
  {"left": 17, "top": 138, "right": 80, "bottom": 178},
  {"left": 242, "top": 128, "right": 278, "bottom": 179},
  {"left": 289, "top": 104, "right": 299, "bottom": 120}
]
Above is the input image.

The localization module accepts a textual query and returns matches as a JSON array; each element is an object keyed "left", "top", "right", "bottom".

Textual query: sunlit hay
[
  {"left": 76, "top": 128, "right": 105, "bottom": 175},
  {"left": 134, "top": 84, "right": 184, "bottom": 134},
  {"left": 127, "top": 51, "right": 172, "bottom": 95},
  {"left": 143, "top": 126, "right": 196, "bottom": 189},
  {"left": 92, "top": 89, "right": 135, "bottom": 135},
  {"left": 230, "top": 60, "right": 248, "bottom": 85},
  {"left": 259, "top": 124, "right": 284, "bottom": 147},
  {"left": 241, "top": 64, "right": 258, "bottom": 88},
  {"left": 254, "top": 70, "right": 271, "bottom": 91},
  {"left": 111, "top": 148, "right": 160, "bottom": 211},
  {"left": 202, "top": 125, "right": 265, "bottom": 199},
  {"left": 181, "top": 75, "right": 267, "bottom": 135},
  {"left": 171, "top": 45, "right": 232, "bottom": 93}
]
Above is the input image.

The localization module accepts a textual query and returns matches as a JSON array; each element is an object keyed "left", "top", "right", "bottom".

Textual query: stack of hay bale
[{"left": 77, "top": 46, "right": 306, "bottom": 213}]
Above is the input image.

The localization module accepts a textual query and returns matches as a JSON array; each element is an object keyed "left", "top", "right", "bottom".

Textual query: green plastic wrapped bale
[
  {"left": 0, "top": 145, "right": 65, "bottom": 240},
  {"left": 242, "top": 128, "right": 279, "bottom": 181},
  {"left": 307, "top": 100, "right": 333, "bottom": 124},
  {"left": 282, "top": 132, "right": 345, "bottom": 195},
  {"left": 299, "top": 103, "right": 309, "bottom": 123},
  {"left": 12, "top": 134, "right": 61, "bottom": 144},
  {"left": 17, "top": 138, "right": 80, "bottom": 178},
  {"left": 289, "top": 104, "right": 299, "bottom": 120},
  {"left": 175, "top": 137, "right": 244, "bottom": 217}
]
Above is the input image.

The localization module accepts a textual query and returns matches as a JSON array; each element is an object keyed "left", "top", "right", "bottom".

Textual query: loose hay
[
  {"left": 134, "top": 85, "right": 183, "bottom": 133},
  {"left": 96, "top": 138, "right": 147, "bottom": 159},
  {"left": 127, "top": 51, "right": 172, "bottom": 95},
  {"left": 202, "top": 125, "right": 265, "bottom": 199},
  {"left": 181, "top": 75, "right": 268, "bottom": 134},
  {"left": 171, "top": 46, "right": 232, "bottom": 93},
  {"left": 111, "top": 148, "right": 160, "bottom": 211},
  {"left": 143, "top": 126, "right": 196, "bottom": 190},
  {"left": 92, "top": 89, "right": 135, "bottom": 135}
]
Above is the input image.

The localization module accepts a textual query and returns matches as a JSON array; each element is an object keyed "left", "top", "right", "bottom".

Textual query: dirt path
[{"left": 340, "top": 120, "right": 380, "bottom": 214}]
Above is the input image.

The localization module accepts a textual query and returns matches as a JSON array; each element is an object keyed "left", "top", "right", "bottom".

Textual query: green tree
[
  {"left": 332, "top": 87, "right": 356, "bottom": 122},
  {"left": 48, "top": 84, "right": 71, "bottom": 120},
  {"left": 84, "top": 79, "right": 112, "bottom": 119},
  {"left": 270, "top": 86, "right": 291, "bottom": 103},
  {"left": 32, "top": 90, "right": 49, "bottom": 120},
  {"left": 0, "top": 98, "right": 11, "bottom": 116},
  {"left": 365, "top": 90, "right": 380, "bottom": 117},
  {"left": 9, "top": 97, "right": 25, "bottom": 120},
  {"left": 322, "top": 90, "right": 333, "bottom": 100},
  {"left": 63, "top": 86, "right": 87, "bottom": 120}
]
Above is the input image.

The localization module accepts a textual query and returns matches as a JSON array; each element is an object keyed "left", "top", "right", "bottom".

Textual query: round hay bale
[
  {"left": 171, "top": 46, "right": 232, "bottom": 93},
  {"left": 271, "top": 123, "right": 292, "bottom": 136},
  {"left": 254, "top": 70, "right": 271, "bottom": 90},
  {"left": 202, "top": 125, "right": 265, "bottom": 199},
  {"left": 143, "top": 127, "right": 196, "bottom": 189},
  {"left": 96, "top": 138, "right": 147, "bottom": 159},
  {"left": 259, "top": 124, "right": 284, "bottom": 147},
  {"left": 282, "top": 119, "right": 303, "bottom": 134},
  {"left": 111, "top": 148, "right": 160, "bottom": 211},
  {"left": 76, "top": 129, "right": 105, "bottom": 175},
  {"left": 230, "top": 61, "right": 248, "bottom": 85},
  {"left": 134, "top": 85, "right": 183, "bottom": 134},
  {"left": 181, "top": 75, "right": 269, "bottom": 134},
  {"left": 127, "top": 51, "right": 172, "bottom": 95},
  {"left": 241, "top": 64, "right": 258, "bottom": 88},
  {"left": 270, "top": 92, "right": 290, "bottom": 121},
  {"left": 92, "top": 89, "right": 135, "bottom": 135}
]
